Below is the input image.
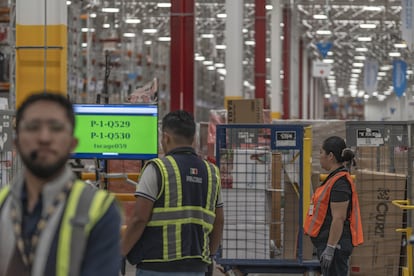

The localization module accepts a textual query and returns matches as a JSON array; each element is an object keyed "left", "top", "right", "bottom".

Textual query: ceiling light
[
  {"left": 352, "top": 69, "right": 362, "bottom": 73},
  {"left": 388, "top": 52, "right": 401, "bottom": 57},
  {"left": 217, "top": 13, "right": 227, "bottom": 18},
  {"left": 201, "top": 34, "right": 214, "bottom": 38},
  {"left": 203, "top": 61, "right": 214, "bottom": 65},
  {"left": 359, "top": 23, "right": 376, "bottom": 29},
  {"left": 265, "top": 5, "right": 273, "bottom": 10},
  {"left": 353, "top": 63, "right": 364, "bottom": 67},
  {"left": 207, "top": 66, "right": 215, "bottom": 71},
  {"left": 103, "top": 24, "right": 110, "bottom": 28},
  {"left": 144, "top": 41, "right": 152, "bottom": 45},
  {"left": 81, "top": 28, "right": 95, "bottom": 32},
  {"left": 378, "top": 72, "right": 386, "bottom": 76},
  {"left": 195, "top": 56, "right": 205, "bottom": 61},
  {"left": 217, "top": 69, "right": 227, "bottom": 75},
  {"left": 81, "top": 43, "right": 87, "bottom": 47},
  {"left": 327, "top": 51, "right": 333, "bottom": 56},
  {"left": 354, "top": 56, "right": 366, "bottom": 60},
  {"left": 215, "top": 45, "right": 226, "bottom": 50},
  {"left": 125, "top": 19, "right": 141, "bottom": 24},
  {"left": 351, "top": 74, "right": 359, "bottom": 78},
  {"left": 66, "top": 0, "right": 71, "bottom": 5},
  {"left": 356, "top": 48, "right": 368, "bottom": 52},
  {"left": 215, "top": 63, "right": 225, "bottom": 68},
  {"left": 90, "top": 13, "right": 97, "bottom": 18},
  {"left": 266, "top": 58, "right": 271, "bottom": 62},
  {"left": 394, "top": 43, "right": 407, "bottom": 48},
  {"left": 316, "top": 30, "right": 332, "bottom": 35},
  {"left": 358, "top": 91, "right": 365, "bottom": 97},
  {"left": 143, "top": 29, "right": 157, "bottom": 34},
  {"left": 363, "top": 6, "right": 382, "bottom": 11},
  {"left": 357, "top": 37, "right": 371, "bottom": 41},
  {"left": 245, "top": 41, "right": 255, "bottom": 46},
  {"left": 158, "top": 37, "right": 171, "bottom": 42},
  {"left": 123, "top": 33, "right": 136, "bottom": 38},
  {"left": 408, "top": 70, "right": 413, "bottom": 74},
  {"left": 157, "top": 3, "right": 171, "bottom": 8},
  {"left": 102, "top": 8, "right": 119, "bottom": 13},
  {"left": 243, "top": 28, "right": 248, "bottom": 33},
  {"left": 380, "top": 65, "right": 391, "bottom": 71},
  {"left": 323, "top": 59, "right": 334, "bottom": 63},
  {"left": 313, "top": 14, "right": 328, "bottom": 19},
  {"left": 324, "top": 94, "right": 331, "bottom": 98}
]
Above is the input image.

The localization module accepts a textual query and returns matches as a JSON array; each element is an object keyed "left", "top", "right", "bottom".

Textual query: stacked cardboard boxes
[{"left": 350, "top": 169, "right": 406, "bottom": 276}]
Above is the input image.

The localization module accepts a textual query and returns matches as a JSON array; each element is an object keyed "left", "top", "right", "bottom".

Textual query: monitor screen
[{"left": 71, "top": 104, "right": 158, "bottom": 160}]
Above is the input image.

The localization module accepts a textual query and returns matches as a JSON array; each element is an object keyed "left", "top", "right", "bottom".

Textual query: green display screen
[{"left": 72, "top": 104, "right": 158, "bottom": 159}]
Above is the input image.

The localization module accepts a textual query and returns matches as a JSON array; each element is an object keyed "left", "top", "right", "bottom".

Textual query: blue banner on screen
[
  {"left": 316, "top": 42, "right": 333, "bottom": 58},
  {"left": 393, "top": 59, "right": 407, "bottom": 98}
]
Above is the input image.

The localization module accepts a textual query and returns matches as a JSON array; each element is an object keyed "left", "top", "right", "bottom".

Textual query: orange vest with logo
[{"left": 304, "top": 171, "right": 364, "bottom": 246}]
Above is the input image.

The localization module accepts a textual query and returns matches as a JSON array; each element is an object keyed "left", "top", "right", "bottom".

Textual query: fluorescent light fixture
[
  {"left": 266, "top": 58, "right": 271, "bottom": 62},
  {"left": 203, "top": 61, "right": 214, "bottom": 65},
  {"left": 351, "top": 90, "right": 358, "bottom": 97},
  {"left": 380, "top": 65, "right": 391, "bottom": 71},
  {"left": 125, "top": 18, "right": 141, "bottom": 24},
  {"left": 102, "top": 8, "right": 119, "bottom": 13},
  {"left": 356, "top": 47, "right": 368, "bottom": 52},
  {"left": 215, "top": 45, "right": 226, "bottom": 50},
  {"left": 313, "top": 14, "right": 328, "bottom": 19},
  {"left": 351, "top": 74, "right": 359, "bottom": 78},
  {"left": 394, "top": 43, "right": 407, "bottom": 48},
  {"left": 359, "top": 23, "right": 376, "bottom": 29},
  {"left": 352, "top": 68, "right": 362, "bottom": 73},
  {"left": 245, "top": 41, "right": 255, "bottom": 46},
  {"left": 144, "top": 41, "right": 152, "bottom": 45},
  {"left": 353, "top": 63, "right": 364, "bottom": 67},
  {"left": 195, "top": 56, "right": 205, "bottom": 61},
  {"left": 243, "top": 28, "right": 248, "bottom": 33},
  {"left": 217, "top": 13, "right": 227, "bottom": 18},
  {"left": 324, "top": 94, "right": 331, "bottom": 98},
  {"left": 354, "top": 56, "right": 366, "bottom": 60},
  {"left": 363, "top": 6, "right": 382, "bottom": 11},
  {"left": 207, "top": 66, "right": 215, "bottom": 71},
  {"left": 378, "top": 95, "right": 386, "bottom": 101},
  {"left": 217, "top": 69, "right": 227, "bottom": 75},
  {"left": 215, "top": 63, "right": 225, "bottom": 68},
  {"left": 66, "top": 1, "right": 71, "bottom": 5},
  {"left": 327, "top": 51, "right": 333, "bottom": 56},
  {"left": 265, "top": 5, "right": 273, "bottom": 10},
  {"left": 316, "top": 30, "right": 332, "bottom": 35},
  {"left": 81, "top": 28, "right": 95, "bottom": 32},
  {"left": 201, "top": 34, "right": 214, "bottom": 38},
  {"left": 358, "top": 91, "right": 365, "bottom": 97},
  {"left": 103, "top": 24, "right": 110, "bottom": 28},
  {"left": 389, "top": 52, "right": 401, "bottom": 57},
  {"left": 323, "top": 59, "right": 334, "bottom": 63},
  {"left": 378, "top": 72, "right": 386, "bottom": 76},
  {"left": 377, "top": 76, "right": 382, "bottom": 80},
  {"left": 81, "top": 43, "right": 87, "bottom": 47},
  {"left": 364, "top": 94, "right": 370, "bottom": 99},
  {"left": 143, "top": 29, "right": 157, "bottom": 34},
  {"left": 357, "top": 37, "right": 371, "bottom": 41},
  {"left": 372, "top": 91, "right": 378, "bottom": 97},
  {"left": 123, "top": 33, "right": 136, "bottom": 38},
  {"left": 158, "top": 37, "right": 171, "bottom": 42},
  {"left": 90, "top": 13, "right": 97, "bottom": 18},
  {"left": 408, "top": 70, "right": 413, "bottom": 74},
  {"left": 157, "top": 3, "right": 171, "bottom": 8},
  {"left": 328, "top": 79, "right": 336, "bottom": 83},
  {"left": 114, "top": 24, "right": 119, "bottom": 28}
]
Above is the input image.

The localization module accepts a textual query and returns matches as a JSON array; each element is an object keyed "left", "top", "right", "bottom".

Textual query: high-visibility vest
[
  {"left": 304, "top": 171, "right": 364, "bottom": 247},
  {"left": 128, "top": 154, "right": 221, "bottom": 265},
  {"left": 0, "top": 180, "right": 115, "bottom": 276}
]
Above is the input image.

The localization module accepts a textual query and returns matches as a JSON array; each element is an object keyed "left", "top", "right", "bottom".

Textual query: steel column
[
  {"left": 255, "top": 0, "right": 266, "bottom": 107},
  {"left": 170, "top": 0, "right": 194, "bottom": 114},
  {"left": 282, "top": 7, "right": 290, "bottom": 119}
]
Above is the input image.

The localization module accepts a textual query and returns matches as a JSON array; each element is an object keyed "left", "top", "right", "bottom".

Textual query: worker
[
  {"left": 0, "top": 92, "right": 122, "bottom": 276},
  {"left": 304, "top": 136, "right": 363, "bottom": 276},
  {"left": 122, "top": 110, "right": 224, "bottom": 276}
]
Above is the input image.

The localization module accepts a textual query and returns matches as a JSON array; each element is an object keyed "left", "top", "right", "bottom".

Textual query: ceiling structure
[{"left": 71, "top": 0, "right": 411, "bottom": 117}]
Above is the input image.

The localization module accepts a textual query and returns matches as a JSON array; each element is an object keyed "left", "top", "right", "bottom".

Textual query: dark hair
[
  {"left": 322, "top": 136, "right": 354, "bottom": 163},
  {"left": 162, "top": 110, "right": 195, "bottom": 143},
  {"left": 16, "top": 92, "right": 75, "bottom": 134}
]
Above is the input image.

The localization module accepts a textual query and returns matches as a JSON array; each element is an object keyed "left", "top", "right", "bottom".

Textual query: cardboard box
[
  {"left": 350, "top": 169, "right": 406, "bottom": 276},
  {"left": 227, "top": 99, "right": 263, "bottom": 124}
]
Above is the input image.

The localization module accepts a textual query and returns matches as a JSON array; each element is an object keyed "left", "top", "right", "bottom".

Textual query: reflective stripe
[
  {"left": 153, "top": 159, "right": 169, "bottom": 202},
  {"left": 68, "top": 185, "right": 96, "bottom": 276},
  {"left": 57, "top": 181, "right": 115, "bottom": 276},
  {"left": 0, "top": 186, "right": 10, "bottom": 208},
  {"left": 149, "top": 208, "right": 216, "bottom": 225},
  {"left": 57, "top": 181, "right": 84, "bottom": 276},
  {"left": 204, "top": 161, "right": 219, "bottom": 210},
  {"left": 165, "top": 156, "right": 182, "bottom": 207}
]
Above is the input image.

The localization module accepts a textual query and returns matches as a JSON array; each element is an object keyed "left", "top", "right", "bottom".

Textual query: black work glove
[{"left": 320, "top": 244, "right": 336, "bottom": 271}]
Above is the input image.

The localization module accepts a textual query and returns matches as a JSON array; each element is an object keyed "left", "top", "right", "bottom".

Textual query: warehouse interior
[{"left": 0, "top": 0, "right": 414, "bottom": 275}]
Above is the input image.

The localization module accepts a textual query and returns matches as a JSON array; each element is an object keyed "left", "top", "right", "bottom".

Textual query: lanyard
[{"left": 9, "top": 181, "right": 72, "bottom": 268}]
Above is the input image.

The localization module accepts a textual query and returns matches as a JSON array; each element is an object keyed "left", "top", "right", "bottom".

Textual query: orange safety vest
[{"left": 304, "top": 171, "right": 364, "bottom": 247}]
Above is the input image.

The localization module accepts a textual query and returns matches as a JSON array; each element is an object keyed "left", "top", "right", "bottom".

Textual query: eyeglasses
[{"left": 19, "top": 120, "right": 71, "bottom": 134}]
